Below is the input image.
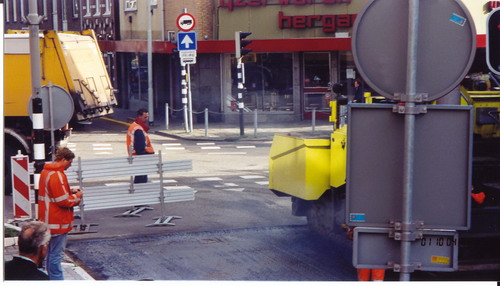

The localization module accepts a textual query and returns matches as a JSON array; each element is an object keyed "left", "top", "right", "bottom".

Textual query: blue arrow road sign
[{"left": 177, "top": 31, "right": 197, "bottom": 51}]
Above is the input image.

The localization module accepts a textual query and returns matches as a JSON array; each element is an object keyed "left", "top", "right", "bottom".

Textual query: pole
[
  {"left": 312, "top": 108, "right": 316, "bottom": 133},
  {"left": 400, "top": 0, "right": 419, "bottom": 281},
  {"left": 204, "top": 108, "right": 208, "bottom": 137},
  {"left": 27, "top": 0, "right": 44, "bottom": 214},
  {"left": 254, "top": 109, "right": 258, "bottom": 138},
  {"left": 165, "top": 103, "right": 169, "bottom": 130},
  {"left": 147, "top": 2, "right": 154, "bottom": 125},
  {"left": 48, "top": 83, "right": 55, "bottom": 161},
  {"left": 181, "top": 62, "right": 189, "bottom": 132},
  {"left": 188, "top": 64, "right": 194, "bottom": 132},
  {"left": 237, "top": 59, "right": 245, "bottom": 136}
]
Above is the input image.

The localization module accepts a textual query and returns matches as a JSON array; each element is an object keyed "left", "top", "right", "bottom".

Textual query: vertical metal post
[
  {"left": 48, "top": 83, "right": 55, "bottom": 161},
  {"left": 188, "top": 64, "right": 194, "bottom": 133},
  {"left": 158, "top": 151, "right": 166, "bottom": 219},
  {"left": 254, "top": 109, "right": 258, "bottom": 137},
  {"left": 181, "top": 62, "right": 189, "bottom": 132},
  {"left": 165, "top": 103, "right": 169, "bottom": 130},
  {"left": 147, "top": 1, "right": 154, "bottom": 125},
  {"left": 237, "top": 59, "right": 245, "bottom": 136},
  {"left": 77, "top": 157, "right": 86, "bottom": 225},
  {"left": 312, "top": 108, "right": 316, "bottom": 133},
  {"left": 204, "top": 108, "right": 209, "bottom": 137},
  {"left": 400, "top": 0, "right": 419, "bottom": 281},
  {"left": 27, "top": 0, "right": 44, "bottom": 212}
]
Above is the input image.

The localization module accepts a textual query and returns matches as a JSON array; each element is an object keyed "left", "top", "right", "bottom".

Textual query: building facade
[{"left": 4, "top": 0, "right": 496, "bottom": 124}]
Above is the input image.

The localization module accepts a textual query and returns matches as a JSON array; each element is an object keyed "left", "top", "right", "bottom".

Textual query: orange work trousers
[{"left": 357, "top": 269, "right": 385, "bottom": 281}]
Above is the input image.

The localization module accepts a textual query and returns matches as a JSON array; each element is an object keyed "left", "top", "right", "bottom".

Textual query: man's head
[
  {"left": 137, "top": 108, "right": 149, "bottom": 123},
  {"left": 18, "top": 221, "right": 51, "bottom": 264},
  {"left": 54, "top": 147, "right": 75, "bottom": 170}
]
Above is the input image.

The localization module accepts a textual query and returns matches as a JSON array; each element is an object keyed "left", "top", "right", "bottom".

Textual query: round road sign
[
  {"left": 28, "top": 85, "right": 74, "bottom": 131},
  {"left": 177, "top": 13, "right": 196, "bottom": 32},
  {"left": 352, "top": 0, "right": 476, "bottom": 102}
]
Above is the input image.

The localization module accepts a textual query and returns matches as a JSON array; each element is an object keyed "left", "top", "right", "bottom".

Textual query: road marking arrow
[{"left": 181, "top": 35, "right": 194, "bottom": 49}]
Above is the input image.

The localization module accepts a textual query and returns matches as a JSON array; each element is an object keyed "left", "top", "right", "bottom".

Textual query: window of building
[
  {"left": 5, "top": 0, "right": 10, "bottom": 22},
  {"left": 104, "top": 0, "right": 112, "bottom": 16},
  {"left": 84, "top": 0, "right": 91, "bottom": 17},
  {"left": 94, "top": 0, "right": 101, "bottom": 17},
  {"left": 303, "top": 52, "right": 331, "bottom": 111},
  {"left": 12, "top": 0, "right": 17, "bottom": 22},
  {"left": 72, "top": 0, "right": 80, "bottom": 18},
  {"left": 127, "top": 53, "right": 148, "bottom": 101},
  {"left": 42, "top": 0, "right": 47, "bottom": 20},
  {"left": 124, "top": 0, "right": 138, "bottom": 13},
  {"left": 231, "top": 53, "right": 293, "bottom": 112}
]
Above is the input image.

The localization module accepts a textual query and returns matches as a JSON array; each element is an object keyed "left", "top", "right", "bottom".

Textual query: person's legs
[{"left": 46, "top": 233, "right": 68, "bottom": 280}]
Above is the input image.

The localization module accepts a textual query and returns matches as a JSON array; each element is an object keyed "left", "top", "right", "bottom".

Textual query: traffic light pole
[
  {"left": 27, "top": 0, "right": 45, "bottom": 214},
  {"left": 237, "top": 58, "right": 245, "bottom": 136}
]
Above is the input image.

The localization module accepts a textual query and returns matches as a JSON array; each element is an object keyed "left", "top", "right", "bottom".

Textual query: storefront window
[
  {"left": 231, "top": 53, "right": 293, "bottom": 112},
  {"left": 127, "top": 53, "right": 148, "bottom": 101},
  {"left": 304, "top": 52, "right": 330, "bottom": 88},
  {"left": 304, "top": 52, "right": 330, "bottom": 111}
]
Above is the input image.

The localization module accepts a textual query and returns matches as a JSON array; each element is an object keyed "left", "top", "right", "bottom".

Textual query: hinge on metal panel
[
  {"left": 393, "top": 93, "right": 429, "bottom": 103},
  {"left": 389, "top": 220, "right": 424, "bottom": 241},
  {"left": 392, "top": 104, "right": 427, "bottom": 115},
  {"left": 388, "top": 261, "right": 422, "bottom": 273}
]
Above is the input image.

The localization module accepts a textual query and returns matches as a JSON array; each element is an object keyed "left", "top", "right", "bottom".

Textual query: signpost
[
  {"left": 350, "top": 0, "right": 476, "bottom": 281},
  {"left": 177, "top": 11, "right": 197, "bottom": 133}
]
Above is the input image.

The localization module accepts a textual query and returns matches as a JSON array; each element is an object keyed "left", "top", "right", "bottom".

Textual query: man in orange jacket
[
  {"left": 126, "top": 108, "right": 155, "bottom": 183},
  {"left": 38, "top": 147, "right": 83, "bottom": 280}
]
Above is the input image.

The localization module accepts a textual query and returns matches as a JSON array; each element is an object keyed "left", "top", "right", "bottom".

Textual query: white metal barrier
[
  {"left": 66, "top": 151, "right": 194, "bottom": 231},
  {"left": 23, "top": 152, "right": 194, "bottom": 232}
]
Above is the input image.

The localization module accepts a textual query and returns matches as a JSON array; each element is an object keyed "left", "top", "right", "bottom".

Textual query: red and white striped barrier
[{"left": 11, "top": 152, "right": 32, "bottom": 218}]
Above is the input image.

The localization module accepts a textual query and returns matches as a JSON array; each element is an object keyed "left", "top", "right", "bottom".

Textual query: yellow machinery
[
  {"left": 4, "top": 30, "right": 117, "bottom": 192},
  {"left": 269, "top": 88, "right": 500, "bottom": 271}
]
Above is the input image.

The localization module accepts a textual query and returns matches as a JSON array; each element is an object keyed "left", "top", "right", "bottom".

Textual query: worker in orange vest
[
  {"left": 38, "top": 147, "right": 83, "bottom": 280},
  {"left": 126, "top": 108, "right": 155, "bottom": 183}
]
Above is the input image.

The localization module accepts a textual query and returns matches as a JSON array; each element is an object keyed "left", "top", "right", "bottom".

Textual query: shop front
[{"left": 218, "top": 0, "right": 363, "bottom": 121}]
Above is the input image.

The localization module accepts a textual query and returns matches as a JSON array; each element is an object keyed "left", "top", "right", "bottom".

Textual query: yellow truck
[{"left": 4, "top": 30, "right": 117, "bottom": 192}]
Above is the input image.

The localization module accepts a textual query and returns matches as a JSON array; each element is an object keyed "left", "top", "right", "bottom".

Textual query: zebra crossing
[{"left": 67, "top": 139, "right": 261, "bottom": 156}]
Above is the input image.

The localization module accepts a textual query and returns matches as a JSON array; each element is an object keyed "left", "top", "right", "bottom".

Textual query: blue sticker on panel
[
  {"left": 450, "top": 13, "right": 466, "bottom": 26},
  {"left": 350, "top": 213, "right": 366, "bottom": 223}
]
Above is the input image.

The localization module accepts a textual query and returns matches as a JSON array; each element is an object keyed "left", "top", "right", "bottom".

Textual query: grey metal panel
[
  {"left": 346, "top": 104, "right": 473, "bottom": 230},
  {"left": 353, "top": 227, "right": 458, "bottom": 272},
  {"left": 352, "top": 0, "right": 476, "bottom": 101}
]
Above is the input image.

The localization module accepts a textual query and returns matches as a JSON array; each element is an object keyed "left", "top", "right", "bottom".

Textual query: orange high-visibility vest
[
  {"left": 126, "top": 122, "right": 154, "bottom": 155},
  {"left": 38, "top": 162, "right": 82, "bottom": 234}
]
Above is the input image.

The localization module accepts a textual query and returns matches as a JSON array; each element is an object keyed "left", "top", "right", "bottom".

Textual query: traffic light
[
  {"left": 235, "top": 31, "right": 252, "bottom": 59},
  {"left": 487, "top": 8, "right": 500, "bottom": 75}
]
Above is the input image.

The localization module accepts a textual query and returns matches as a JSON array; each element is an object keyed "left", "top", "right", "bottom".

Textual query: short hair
[
  {"left": 137, "top": 108, "right": 149, "bottom": 116},
  {"left": 18, "top": 221, "right": 51, "bottom": 255},
  {"left": 55, "top": 147, "right": 75, "bottom": 162}
]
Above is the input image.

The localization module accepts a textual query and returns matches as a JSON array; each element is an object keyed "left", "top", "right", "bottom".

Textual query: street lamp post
[{"left": 147, "top": 1, "right": 156, "bottom": 125}]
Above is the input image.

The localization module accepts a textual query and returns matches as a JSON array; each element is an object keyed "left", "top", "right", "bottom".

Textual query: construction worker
[
  {"left": 38, "top": 147, "right": 83, "bottom": 280},
  {"left": 344, "top": 225, "right": 385, "bottom": 281},
  {"left": 126, "top": 108, "right": 155, "bottom": 183}
]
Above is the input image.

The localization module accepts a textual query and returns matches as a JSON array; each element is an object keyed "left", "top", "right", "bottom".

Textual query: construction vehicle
[
  {"left": 269, "top": 77, "right": 500, "bottom": 274},
  {"left": 4, "top": 30, "right": 117, "bottom": 193}
]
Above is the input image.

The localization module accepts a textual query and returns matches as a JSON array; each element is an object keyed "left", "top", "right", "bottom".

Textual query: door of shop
[{"left": 303, "top": 52, "right": 331, "bottom": 120}]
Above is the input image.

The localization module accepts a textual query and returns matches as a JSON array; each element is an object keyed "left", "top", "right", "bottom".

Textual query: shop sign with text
[{"left": 219, "top": 0, "right": 356, "bottom": 33}]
